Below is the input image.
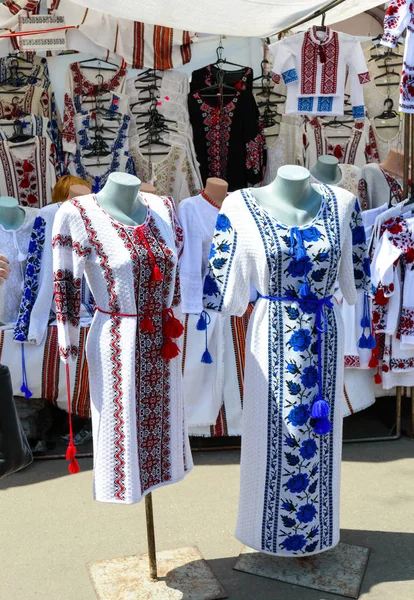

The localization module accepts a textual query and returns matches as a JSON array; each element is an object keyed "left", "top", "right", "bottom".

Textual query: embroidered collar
[
  {"left": 71, "top": 60, "right": 127, "bottom": 97},
  {"left": 309, "top": 26, "right": 334, "bottom": 46}
]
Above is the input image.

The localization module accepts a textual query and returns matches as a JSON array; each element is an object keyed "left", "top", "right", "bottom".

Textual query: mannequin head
[
  {"left": 52, "top": 175, "right": 91, "bottom": 203},
  {"left": 310, "top": 155, "right": 342, "bottom": 184}
]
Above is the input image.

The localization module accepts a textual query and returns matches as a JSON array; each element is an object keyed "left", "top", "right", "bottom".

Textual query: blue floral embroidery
[
  {"left": 13, "top": 216, "right": 46, "bottom": 342},
  {"left": 203, "top": 275, "right": 219, "bottom": 296},
  {"left": 286, "top": 473, "right": 309, "bottom": 494},
  {"left": 297, "top": 503, "right": 317, "bottom": 524},
  {"left": 285, "top": 453, "right": 300, "bottom": 466},
  {"left": 287, "top": 404, "right": 310, "bottom": 426},
  {"left": 209, "top": 244, "right": 216, "bottom": 259},
  {"left": 281, "top": 534, "right": 307, "bottom": 552},
  {"left": 299, "top": 439, "right": 317, "bottom": 459},
  {"left": 301, "top": 365, "right": 318, "bottom": 389},
  {"left": 301, "top": 226, "right": 322, "bottom": 242},
  {"left": 289, "top": 328, "right": 311, "bottom": 351},
  {"left": 287, "top": 256, "right": 313, "bottom": 277},
  {"left": 287, "top": 381, "right": 301, "bottom": 395},
  {"left": 215, "top": 214, "right": 232, "bottom": 232}
]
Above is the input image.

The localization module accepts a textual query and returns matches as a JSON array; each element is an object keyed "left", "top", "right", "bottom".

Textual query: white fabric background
[{"left": 66, "top": 0, "right": 384, "bottom": 37}]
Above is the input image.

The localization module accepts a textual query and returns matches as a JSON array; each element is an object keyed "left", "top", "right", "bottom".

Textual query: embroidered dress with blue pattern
[
  {"left": 203, "top": 185, "right": 370, "bottom": 556},
  {"left": 269, "top": 27, "right": 370, "bottom": 118}
]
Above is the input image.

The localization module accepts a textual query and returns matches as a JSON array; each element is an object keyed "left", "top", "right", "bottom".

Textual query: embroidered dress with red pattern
[
  {"left": 52, "top": 192, "right": 192, "bottom": 503},
  {"left": 269, "top": 27, "right": 370, "bottom": 118},
  {"left": 381, "top": 0, "right": 414, "bottom": 113}
]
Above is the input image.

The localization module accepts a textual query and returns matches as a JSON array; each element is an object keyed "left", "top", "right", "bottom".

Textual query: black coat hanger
[
  {"left": 77, "top": 58, "right": 119, "bottom": 72},
  {"left": 7, "top": 119, "right": 34, "bottom": 143},
  {"left": 83, "top": 132, "right": 111, "bottom": 157},
  {"left": 374, "top": 98, "right": 399, "bottom": 120}
]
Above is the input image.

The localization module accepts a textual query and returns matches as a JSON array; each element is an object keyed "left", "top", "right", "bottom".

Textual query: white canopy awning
[{"left": 68, "top": 0, "right": 384, "bottom": 38}]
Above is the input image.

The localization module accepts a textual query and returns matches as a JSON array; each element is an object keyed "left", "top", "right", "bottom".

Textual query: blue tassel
[
  {"left": 20, "top": 383, "right": 33, "bottom": 399},
  {"left": 358, "top": 333, "right": 368, "bottom": 349},
  {"left": 20, "top": 343, "right": 33, "bottom": 399},
  {"left": 313, "top": 417, "right": 332, "bottom": 435},
  {"left": 360, "top": 315, "right": 370, "bottom": 328},
  {"left": 299, "top": 281, "right": 311, "bottom": 297},
  {"left": 93, "top": 176, "right": 100, "bottom": 194},
  {"left": 201, "top": 348, "right": 213, "bottom": 364},
  {"left": 366, "top": 334, "right": 376, "bottom": 350},
  {"left": 196, "top": 312, "right": 207, "bottom": 331},
  {"left": 311, "top": 397, "right": 330, "bottom": 419}
]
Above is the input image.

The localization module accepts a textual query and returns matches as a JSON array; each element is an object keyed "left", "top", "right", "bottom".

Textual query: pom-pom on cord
[
  {"left": 163, "top": 308, "right": 184, "bottom": 339},
  {"left": 311, "top": 397, "right": 330, "bottom": 419},
  {"left": 313, "top": 417, "right": 332, "bottom": 435},
  {"left": 374, "top": 371, "right": 382, "bottom": 385},
  {"left": 161, "top": 337, "right": 180, "bottom": 361}
]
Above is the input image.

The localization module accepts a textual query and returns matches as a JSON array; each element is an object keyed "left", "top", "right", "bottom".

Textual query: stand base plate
[
  {"left": 234, "top": 542, "right": 370, "bottom": 599},
  {"left": 88, "top": 545, "right": 228, "bottom": 600}
]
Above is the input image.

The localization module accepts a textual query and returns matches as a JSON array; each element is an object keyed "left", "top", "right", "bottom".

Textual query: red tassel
[
  {"left": 333, "top": 145, "right": 343, "bottom": 160},
  {"left": 163, "top": 309, "right": 184, "bottom": 339},
  {"left": 140, "top": 315, "right": 155, "bottom": 333},
  {"left": 152, "top": 264, "right": 163, "bottom": 282},
  {"left": 161, "top": 337, "right": 180, "bottom": 360},
  {"left": 374, "top": 371, "right": 382, "bottom": 384},
  {"left": 69, "top": 458, "right": 80, "bottom": 474},
  {"left": 66, "top": 442, "right": 77, "bottom": 461},
  {"left": 368, "top": 355, "right": 379, "bottom": 369},
  {"left": 319, "top": 46, "right": 326, "bottom": 64}
]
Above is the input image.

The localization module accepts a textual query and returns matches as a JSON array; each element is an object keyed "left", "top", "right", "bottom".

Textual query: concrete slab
[
  {"left": 88, "top": 546, "right": 228, "bottom": 600},
  {"left": 234, "top": 543, "right": 370, "bottom": 598}
]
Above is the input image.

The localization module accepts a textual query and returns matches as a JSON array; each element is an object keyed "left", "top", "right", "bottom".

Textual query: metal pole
[
  {"left": 145, "top": 492, "right": 157, "bottom": 580},
  {"left": 396, "top": 385, "right": 402, "bottom": 437}
]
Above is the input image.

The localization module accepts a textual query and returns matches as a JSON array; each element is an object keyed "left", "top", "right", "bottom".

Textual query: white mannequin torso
[
  {"left": 252, "top": 165, "right": 323, "bottom": 227},
  {"left": 95, "top": 172, "right": 147, "bottom": 227}
]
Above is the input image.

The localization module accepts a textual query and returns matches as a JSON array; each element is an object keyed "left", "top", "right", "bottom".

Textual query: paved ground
[{"left": 1, "top": 429, "right": 414, "bottom": 600}]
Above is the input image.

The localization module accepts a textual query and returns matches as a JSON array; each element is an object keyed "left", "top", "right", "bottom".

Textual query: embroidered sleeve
[
  {"left": 52, "top": 202, "right": 91, "bottom": 362},
  {"left": 365, "top": 125, "right": 380, "bottom": 164},
  {"left": 347, "top": 41, "right": 370, "bottom": 119},
  {"left": 269, "top": 38, "right": 297, "bottom": 86},
  {"left": 339, "top": 198, "right": 371, "bottom": 305},
  {"left": 203, "top": 205, "right": 251, "bottom": 316},
  {"left": 13, "top": 216, "right": 46, "bottom": 343},
  {"left": 244, "top": 97, "right": 267, "bottom": 185},
  {"left": 381, "top": 0, "right": 411, "bottom": 48},
  {"left": 358, "top": 177, "right": 368, "bottom": 210}
]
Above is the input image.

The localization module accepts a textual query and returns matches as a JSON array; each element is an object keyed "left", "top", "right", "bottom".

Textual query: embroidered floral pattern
[
  {"left": 203, "top": 187, "right": 370, "bottom": 555},
  {"left": 13, "top": 216, "right": 46, "bottom": 342}
]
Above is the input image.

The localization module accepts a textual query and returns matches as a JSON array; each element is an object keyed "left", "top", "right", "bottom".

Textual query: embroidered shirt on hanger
[
  {"left": 303, "top": 117, "right": 380, "bottom": 168},
  {"left": 188, "top": 87, "right": 266, "bottom": 191},
  {"left": 0, "top": 137, "right": 57, "bottom": 208},
  {"left": 381, "top": 1, "right": 414, "bottom": 112},
  {"left": 270, "top": 27, "right": 370, "bottom": 117}
]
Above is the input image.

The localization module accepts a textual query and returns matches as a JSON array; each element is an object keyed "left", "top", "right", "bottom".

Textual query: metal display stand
[{"left": 87, "top": 491, "right": 228, "bottom": 600}]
